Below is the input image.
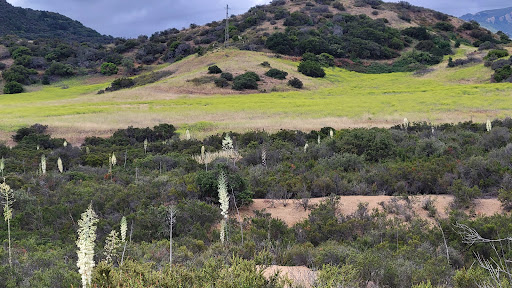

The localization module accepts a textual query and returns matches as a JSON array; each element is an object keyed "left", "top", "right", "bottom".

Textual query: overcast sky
[{"left": 5, "top": 0, "right": 511, "bottom": 38}]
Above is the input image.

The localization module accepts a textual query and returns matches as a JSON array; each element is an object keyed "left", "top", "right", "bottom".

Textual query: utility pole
[{"left": 225, "top": 4, "right": 230, "bottom": 47}]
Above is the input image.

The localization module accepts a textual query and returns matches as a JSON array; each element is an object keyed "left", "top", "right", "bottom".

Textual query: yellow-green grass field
[{"left": 1, "top": 48, "right": 511, "bottom": 144}]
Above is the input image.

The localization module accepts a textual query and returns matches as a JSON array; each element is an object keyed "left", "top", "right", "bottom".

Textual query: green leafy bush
[
  {"left": 100, "top": 62, "right": 118, "bottom": 76},
  {"left": 208, "top": 65, "right": 222, "bottom": 74},
  {"left": 3, "top": 81, "right": 23, "bottom": 94},
  {"left": 265, "top": 68, "right": 288, "bottom": 80},
  {"left": 106, "top": 78, "right": 135, "bottom": 92},
  {"left": 214, "top": 77, "right": 229, "bottom": 88},
  {"left": 298, "top": 61, "right": 325, "bottom": 77},
  {"left": 232, "top": 72, "right": 261, "bottom": 90},
  {"left": 484, "top": 49, "right": 509, "bottom": 60},
  {"left": 220, "top": 72, "right": 233, "bottom": 81},
  {"left": 288, "top": 77, "right": 303, "bottom": 89},
  {"left": 46, "top": 62, "right": 74, "bottom": 77},
  {"left": 493, "top": 65, "right": 512, "bottom": 82}
]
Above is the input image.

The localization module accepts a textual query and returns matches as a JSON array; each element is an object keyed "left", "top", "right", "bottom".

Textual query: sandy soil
[
  {"left": 242, "top": 195, "right": 504, "bottom": 226},
  {"left": 263, "top": 265, "right": 317, "bottom": 288}
]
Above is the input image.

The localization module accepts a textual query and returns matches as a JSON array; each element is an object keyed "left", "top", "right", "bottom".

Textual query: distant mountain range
[
  {"left": 461, "top": 7, "right": 512, "bottom": 36},
  {"left": 0, "top": 0, "right": 112, "bottom": 43}
]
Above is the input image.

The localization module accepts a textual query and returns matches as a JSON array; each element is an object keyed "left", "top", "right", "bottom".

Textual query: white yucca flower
[
  {"left": 201, "top": 145, "right": 205, "bottom": 161},
  {"left": 76, "top": 204, "right": 98, "bottom": 288},
  {"left": 330, "top": 129, "right": 334, "bottom": 138},
  {"left": 317, "top": 134, "right": 321, "bottom": 144},
  {"left": 222, "top": 135, "right": 233, "bottom": 151},
  {"left": 186, "top": 129, "right": 191, "bottom": 140},
  {"left": 403, "top": 118, "right": 409, "bottom": 130},
  {"left": 85, "top": 147, "right": 90, "bottom": 154},
  {"left": 36, "top": 145, "right": 40, "bottom": 150},
  {"left": 120, "top": 216, "right": 127, "bottom": 243},
  {"left": 57, "top": 157, "right": 63, "bottom": 173},
  {"left": 144, "top": 138, "right": 148, "bottom": 154},
  {"left": 0, "top": 157, "right": 4, "bottom": 177},
  {"left": 63, "top": 141, "right": 68, "bottom": 148},
  {"left": 486, "top": 119, "right": 492, "bottom": 132},
  {"left": 1, "top": 181, "right": 14, "bottom": 267},
  {"left": 218, "top": 172, "right": 229, "bottom": 244},
  {"left": 103, "top": 230, "right": 120, "bottom": 264},
  {"left": 304, "top": 143, "right": 309, "bottom": 153},
  {"left": 41, "top": 155, "right": 46, "bottom": 175},
  {"left": 111, "top": 153, "right": 117, "bottom": 166}
]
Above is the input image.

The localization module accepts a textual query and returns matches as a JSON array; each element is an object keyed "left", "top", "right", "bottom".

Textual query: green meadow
[{"left": 1, "top": 49, "right": 511, "bottom": 142}]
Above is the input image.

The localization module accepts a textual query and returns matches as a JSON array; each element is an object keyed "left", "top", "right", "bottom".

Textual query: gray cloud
[
  {"left": 6, "top": 0, "right": 271, "bottom": 37},
  {"left": 6, "top": 1, "right": 510, "bottom": 37}
]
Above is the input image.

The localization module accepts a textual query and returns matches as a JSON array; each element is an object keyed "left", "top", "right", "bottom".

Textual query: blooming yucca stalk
[
  {"left": 0, "top": 157, "right": 4, "bottom": 177},
  {"left": 317, "top": 135, "right": 321, "bottom": 144},
  {"left": 103, "top": 230, "right": 120, "bottom": 264},
  {"left": 186, "top": 129, "right": 191, "bottom": 140},
  {"left": 63, "top": 141, "right": 68, "bottom": 148},
  {"left": 218, "top": 172, "right": 229, "bottom": 244},
  {"left": 486, "top": 119, "right": 492, "bottom": 132},
  {"left": 304, "top": 143, "right": 309, "bottom": 153},
  {"left": 144, "top": 138, "right": 148, "bottom": 154},
  {"left": 120, "top": 216, "right": 128, "bottom": 266},
  {"left": 330, "top": 129, "right": 334, "bottom": 138},
  {"left": 76, "top": 204, "right": 98, "bottom": 288},
  {"left": 41, "top": 154, "right": 46, "bottom": 175},
  {"left": 166, "top": 205, "right": 177, "bottom": 266},
  {"left": 403, "top": 118, "right": 409, "bottom": 130},
  {"left": 1, "top": 181, "right": 14, "bottom": 267},
  {"left": 57, "top": 157, "right": 63, "bottom": 173}
]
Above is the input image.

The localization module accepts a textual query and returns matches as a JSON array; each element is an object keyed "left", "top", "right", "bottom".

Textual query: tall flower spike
[
  {"left": 218, "top": 172, "right": 229, "bottom": 244},
  {"left": 76, "top": 204, "right": 98, "bottom": 288},
  {"left": 41, "top": 155, "right": 46, "bottom": 175},
  {"left": 486, "top": 119, "right": 492, "bottom": 132},
  {"left": 57, "top": 157, "right": 63, "bottom": 173}
]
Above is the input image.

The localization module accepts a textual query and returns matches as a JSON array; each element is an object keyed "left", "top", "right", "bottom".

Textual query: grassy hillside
[{"left": 0, "top": 47, "right": 511, "bottom": 144}]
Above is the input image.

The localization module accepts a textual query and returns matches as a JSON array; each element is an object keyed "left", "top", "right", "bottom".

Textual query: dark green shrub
[
  {"left": 0, "top": 62, "right": 6, "bottom": 70},
  {"left": 100, "top": 62, "right": 118, "bottom": 75},
  {"left": 214, "top": 77, "right": 229, "bottom": 88},
  {"left": 46, "top": 62, "right": 74, "bottom": 77},
  {"left": 106, "top": 77, "right": 135, "bottom": 92},
  {"left": 233, "top": 72, "right": 260, "bottom": 90},
  {"left": 207, "top": 65, "right": 222, "bottom": 74},
  {"left": 265, "top": 68, "right": 288, "bottom": 79},
  {"left": 3, "top": 81, "right": 23, "bottom": 94},
  {"left": 434, "top": 22, "right": 455, "bottom": 31},
  {"left": 260, "top": 61, "right": 271, "bottom": 68},
  {"left": 493, "top": 65, "right": 512, "bottom": 82},
  {"left": 298, "top": 61, "right": 326, "bottom": 77},
  {"left": 485, "top": 49, "right": 509, "bottom": 60},
  {"left": 2, "top": 65, "right": 37, "bottom": 84},
  {"left": 332, "top": 2, "right": 345, "bottom": 10},
  {"left": 288, "top": 77, "right": 303, "bottom": 89},
  {"left": 220, "top": 72, "right": 233, "bottom": 81}
]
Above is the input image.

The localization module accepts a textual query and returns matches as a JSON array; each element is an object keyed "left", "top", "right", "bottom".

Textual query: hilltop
[
  {"left": 461, "top": 7, "right": 512, "bottom": 36},
  {"left": 0, "top": 0, "right": 112, "bottom": 43}
]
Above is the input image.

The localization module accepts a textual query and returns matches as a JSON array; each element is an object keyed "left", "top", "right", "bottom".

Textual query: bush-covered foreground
[{"left": 2, "top": 121, "right": 512, "bottom": 287}]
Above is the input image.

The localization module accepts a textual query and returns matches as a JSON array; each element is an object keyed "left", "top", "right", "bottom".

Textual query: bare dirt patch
[
  {"left": 263, "top": 265, "right": 316, "bottom": 288},
  {"left": 242, "top": 195, "right": 504, "bottom": 227}
]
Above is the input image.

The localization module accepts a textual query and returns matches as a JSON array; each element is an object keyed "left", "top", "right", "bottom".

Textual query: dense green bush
[
  {"left": 46, "top": 62, "right": 74, "bottom": 77},
  {"left": 220, "top": 72, "right": 234, "bottom": 81},
  {"left": 298, "top": 61, "right": 325, "bottom": 77},
  {"left": 265, "top": 68, "right": 288, "bottom": 80},
  {"left": 208, "top": 65, "right": 222, "bottom": 74},
  {"left": 233, "top": 72, "right": 261, "bottom": 90},
  {"left": 2, "top": 65, "right": 37, "bottom": 84},
  {"left": 288, "top": 77, "right": 303, "bottom": 89},
  {"left": 484, "top": 49, "right": 509, "bottom": 60},
  {"left": 493, "top": 65, "right": 512, "bottom": 82},
  {"left": 106, "top": 77, "right": 135, "bottom": 92},
  {"left": 100, "top": 62, "right": 118, "bottom": 76},
  {"left": 215, "top": 77, "right": 229, "bottom": 88},
  {"left": 3, "top": 81, "right": 23, "bottom": 94}
]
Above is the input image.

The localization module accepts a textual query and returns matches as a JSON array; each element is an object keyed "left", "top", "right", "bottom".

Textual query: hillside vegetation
[
  {"left": 1, "top": 120, "right": 512, "bottom": 287},
  {"left": 1, "top": 46, "right": 511, "bottom": 144},
  {"left": 0, "top": 0, "right": 111, "bottom": 43}
]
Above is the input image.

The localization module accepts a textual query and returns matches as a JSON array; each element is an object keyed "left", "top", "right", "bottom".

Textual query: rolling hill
[
  {"left": 461, "top": 6, "right": 512, "bottom": 36},
  {"left": 0, "top": 0, "right": 112, "bottom": 43}
]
